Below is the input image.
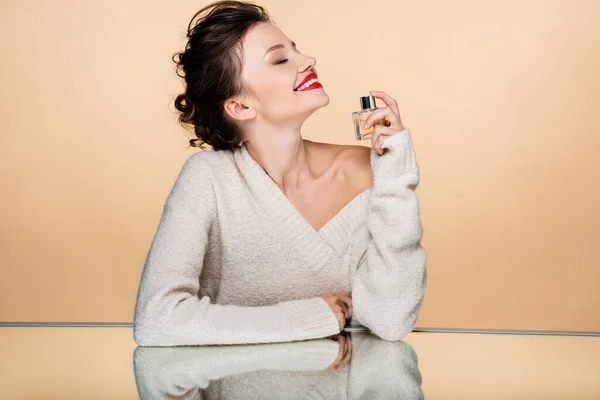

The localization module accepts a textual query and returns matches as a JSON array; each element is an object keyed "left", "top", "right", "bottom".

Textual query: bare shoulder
[
  {"left": 307, "top": 140, "right": 373, "bottom": 190},
  {"left": 337, "top": 144, "right": 373, "bottom": 190},
  {"left": 336, "top": 144, "right": 371, "bottom": 167}
]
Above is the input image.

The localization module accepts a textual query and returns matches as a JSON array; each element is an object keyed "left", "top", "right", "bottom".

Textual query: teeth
[{"left": 296, "top": 78, "right": 318, "bottom": 91}]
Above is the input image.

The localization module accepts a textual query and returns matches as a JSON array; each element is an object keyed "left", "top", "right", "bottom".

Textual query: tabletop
[{"left": 1, "top": 327, "right": 599, "bottom": 399}]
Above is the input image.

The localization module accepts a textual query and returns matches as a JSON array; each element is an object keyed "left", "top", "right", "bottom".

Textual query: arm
[
  {"left": 351, "top": 128, "right": 428, "bottom": 341},
  {"left": 347, "top": 333, "right": 423, "bottom": 399},
  {"left": 133, "top": 339, "right": 340, "bottom": 399},
  {"left": 133, "top": 153, "right": 340, "bottom": 346}
]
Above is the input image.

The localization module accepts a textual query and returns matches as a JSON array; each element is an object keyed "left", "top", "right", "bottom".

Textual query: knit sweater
[
  {"left": 133, "top": 128, "right": 427, "bottom": 346},
  {"left": 133, "top": 333, "right": 424, "bottom": 399}
]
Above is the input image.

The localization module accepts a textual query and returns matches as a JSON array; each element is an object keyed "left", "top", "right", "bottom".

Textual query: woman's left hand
[{"left": 362, "top": 90, "right": 406, "bottom": 155}]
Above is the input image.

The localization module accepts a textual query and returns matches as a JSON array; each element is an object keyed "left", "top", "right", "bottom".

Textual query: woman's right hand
[{"left": 320, "top": 292, "right": 353, "bottom": 330}]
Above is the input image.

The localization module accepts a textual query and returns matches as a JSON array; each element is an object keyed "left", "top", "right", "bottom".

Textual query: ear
[{"left": 223, "top": 95, "right": 256, "bottom": 122}]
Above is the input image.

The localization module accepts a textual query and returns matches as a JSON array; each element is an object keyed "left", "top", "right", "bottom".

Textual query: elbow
[
  {"left": 357, "top": 298, "right": 423, "bottom": 341},
  {"left": 133, "top": 314, "right": 166, "bottom": 347},
  {"left": 133, "top": 305, "right": 150, "bottom": 346},
  {"left": 133, "top": 320, "right": 154, "bottom": 347},
  {"left": 133, "top": 296, "right": 177, "bottom": 346},
  {"left": 133, "top": 302, "right": 202, "bottom": 347},
  {"left": 133, "top": 294, "right": 203, "bottom": 346},
  {"left": 371, "top": 314, "right": 418, "bottom": 342},
  {"left": 133, "top": 323, "right": 169, "bottom": 347}
]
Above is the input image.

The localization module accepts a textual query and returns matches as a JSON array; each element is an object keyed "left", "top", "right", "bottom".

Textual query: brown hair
[{"left": 172, "top": 1, "right": 270, "bottom": 151}]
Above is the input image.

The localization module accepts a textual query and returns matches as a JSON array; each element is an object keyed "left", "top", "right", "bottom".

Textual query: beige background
[{"left": 1, "top": 0, "right": 599, "bottom": 331}]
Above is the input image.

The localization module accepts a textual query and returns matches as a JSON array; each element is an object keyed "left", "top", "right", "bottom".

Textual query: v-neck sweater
[{"left": 133, "top": 128, "right": 427, "bottom": 346}]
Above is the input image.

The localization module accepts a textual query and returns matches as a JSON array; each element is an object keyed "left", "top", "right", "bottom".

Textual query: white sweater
[
  {"left": 133, "top": 333, "right": 424, "bottom": 399},
  {"left": 133, "top": 128, "right": 427, "bottom": 346}
]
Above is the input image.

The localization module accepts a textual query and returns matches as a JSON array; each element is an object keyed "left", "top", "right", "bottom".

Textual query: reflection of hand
[
  {"left": 133, "top": 333, "right": 422, "bottom": 400},
  {"left": 325, "top": 333, "right": 353, "bottom": 371}
]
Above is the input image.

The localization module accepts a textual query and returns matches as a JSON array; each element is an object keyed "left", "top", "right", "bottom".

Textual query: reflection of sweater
[
  {"left": 133, "top": 128, "right": 427, "bottom": 346},
  {"left": 133, "top": 333, "right": 424, "bottom": 400}
]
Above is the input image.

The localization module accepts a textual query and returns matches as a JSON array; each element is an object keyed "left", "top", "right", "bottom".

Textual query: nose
[{"left": 298, "top": 54, "right": 316, "bottom": 73}]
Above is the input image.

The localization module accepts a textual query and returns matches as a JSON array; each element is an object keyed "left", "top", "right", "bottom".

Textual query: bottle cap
[{"left": 360, "top": 95, "right": 376, "bottom": 110}]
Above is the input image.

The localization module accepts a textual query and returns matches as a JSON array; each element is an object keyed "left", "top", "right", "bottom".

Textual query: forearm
[{"left": 351, "top": 129, "right": 428, "bottom": 341}]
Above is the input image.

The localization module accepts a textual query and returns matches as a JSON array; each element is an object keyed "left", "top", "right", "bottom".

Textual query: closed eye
[{"left": 275, "top": 58, "right": 289, "bottom": 65}]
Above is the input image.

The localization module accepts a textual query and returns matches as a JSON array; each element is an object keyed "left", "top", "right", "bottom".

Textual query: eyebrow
[{"left": 264, "top": 40, "right": 296, "bottom": 58}]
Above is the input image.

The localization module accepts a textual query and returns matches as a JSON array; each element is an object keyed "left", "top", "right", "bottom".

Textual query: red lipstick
[{"left": 294, "top": 72, "right": 322, "bottom": 91}]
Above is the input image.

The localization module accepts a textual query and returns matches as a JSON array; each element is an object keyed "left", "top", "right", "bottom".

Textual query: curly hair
[{"left": 172, "top": 1, "right": 271, "bottom": 151}]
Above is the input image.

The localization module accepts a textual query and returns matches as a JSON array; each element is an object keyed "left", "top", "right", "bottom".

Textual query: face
[{"left": 229, "top": 22, "right": 330, "bottom": 127}]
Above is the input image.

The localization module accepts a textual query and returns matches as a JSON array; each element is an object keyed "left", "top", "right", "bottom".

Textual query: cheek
[
  {"left": 260, "top": 73, "right": 294, "bottom": 96},
  {"left": 256, "top": 78, "right": 297, "bottom": 112}
]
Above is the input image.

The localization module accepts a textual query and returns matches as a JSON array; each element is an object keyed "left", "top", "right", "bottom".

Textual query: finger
[
  {"left": 337, "top": 299, "right": 349, "bottom": 321},
  {"left": 339, "top": 337, "right": 348, "bottom": 363},
  {"left": 369, "top": 90, "right": 400, "bottom": 117},
  {"left": 341, "top": 337, "right": 352, "bottom": 365},
  {"left": 336, "top": 293, "right": 353, "bottom": 314},
  {"left": 371, "top": 126, "right": 400, "bottom": 154},
  {"left": 336, "top": 293, "right": 352, "bottom": 305},
  {"left": 335, "top": 303, "right": 347, "bottom": 328},
  {"left": 337, "top": 335, "right": 345, "bottom": 358},
  {"left": 373, "top": 124, "right": 401, "bottom": 137},
  {"left": 326, "top": 336, "right": 344, "bottom": 370},
  {"left": 336, "top": 294, "right": 353, "bottom": 319},
  {"left": 334, "top": 335, "right": 345, "bottom": 364},
  {"left": 374, "top": 133, "right": 395, "bottom": 151},
  {"left": 336, "top": 311, "right": 345, "bottom": 330},
  {"left": 340, "top": 335, "right": 351, "bottom": 358},
  {"left": 363, "top": 106, "right": 400, "bottom": 131}
]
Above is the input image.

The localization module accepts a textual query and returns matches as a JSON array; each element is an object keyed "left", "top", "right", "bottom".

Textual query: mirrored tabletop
[{"left": 1, "top": 328, "right": 599, "bottom": 399}]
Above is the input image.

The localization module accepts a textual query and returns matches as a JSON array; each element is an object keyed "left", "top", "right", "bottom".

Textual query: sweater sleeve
[
  {"left": 133, "top": 153, "right": 341, "bottom": 346},
  {"left": 347, "top": 333, "right": 423, "bottom": 399},
  {"left": 350, "top": 128, "right": 428, "bottom": 341},
  {"left": 133, "top": 339, "right": 340, "bottom": 399}
]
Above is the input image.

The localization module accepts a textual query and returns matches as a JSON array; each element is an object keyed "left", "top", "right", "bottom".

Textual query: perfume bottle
[{"left": 352, "top": 95, "right": 389, "bottom": 141}]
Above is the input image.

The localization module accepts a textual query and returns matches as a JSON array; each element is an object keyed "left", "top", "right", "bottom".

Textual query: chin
[
  {"left": 302, "top": 96, "right": 329, "bottom": 119},
  {"left": 305, "top": 88, "right": 330, "bottom": 108},
  {"left": 292, "top": 88, "right": 330, "bottom": 120},
  {"left": 320, "top": 91, "right": 331, "bottom": 106}
]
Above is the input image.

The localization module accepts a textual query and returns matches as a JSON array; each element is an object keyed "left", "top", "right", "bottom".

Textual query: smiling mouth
[
  {"left": 294, "top": 77, "right": 322, "bottom": 92},
  {"left": 294, "top": 72, "right": 323, "bottom": 92}
]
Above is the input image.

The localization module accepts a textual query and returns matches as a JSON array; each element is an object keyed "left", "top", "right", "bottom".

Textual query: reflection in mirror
[{"left": 133, "top": 333, "right": 423, "bottom": 399}]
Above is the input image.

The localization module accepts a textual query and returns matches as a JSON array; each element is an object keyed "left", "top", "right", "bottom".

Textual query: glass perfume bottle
[{"left": 352, "top": 95, "right": 389, "bottom": 141}]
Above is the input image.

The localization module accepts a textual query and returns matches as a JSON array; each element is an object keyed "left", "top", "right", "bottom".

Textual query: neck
[{"left": 243, "top": 124, "right": 313, "bottom": 196}]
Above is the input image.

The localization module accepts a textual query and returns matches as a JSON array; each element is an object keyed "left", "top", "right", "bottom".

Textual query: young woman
[{"left": 133, "top": 0, "right": 427, "bottom": 346}]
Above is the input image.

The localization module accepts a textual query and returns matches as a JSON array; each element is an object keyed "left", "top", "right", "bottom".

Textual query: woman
[{"left": 133, "top": 0, "right": 427, "bottom": 346}]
